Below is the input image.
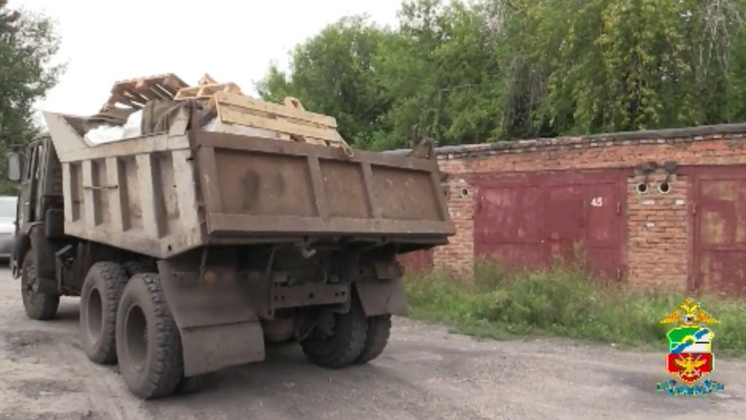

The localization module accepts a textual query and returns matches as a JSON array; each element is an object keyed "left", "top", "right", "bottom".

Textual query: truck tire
[
  {"left": 300, "top": 300, "right": 368, "bottom": 368},
  {"left": 354, "top": 314, "right": 392, "bottom": 364},
  {"left": 80, "top": 262, "right": 129, "bottom": 365},
  {"left": 20, "top": 252, "right": 60, "bottom": 320},
  {"left": 116, "top": 273, "right": 183, "bottom": 400}
]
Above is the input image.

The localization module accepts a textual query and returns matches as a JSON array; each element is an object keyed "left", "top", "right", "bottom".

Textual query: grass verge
[{"left": 404, "top": 260, "right": 746, "bottom": 358}]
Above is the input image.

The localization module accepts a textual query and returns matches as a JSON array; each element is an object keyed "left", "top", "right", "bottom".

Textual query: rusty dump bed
[{"left": 43, "top": 109, "right": 455, "bottom": 260}]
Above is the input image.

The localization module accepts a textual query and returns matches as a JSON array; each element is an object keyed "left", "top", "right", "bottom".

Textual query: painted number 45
[{"left": 590, "top": 197, "right": 603, "bottom": 207}]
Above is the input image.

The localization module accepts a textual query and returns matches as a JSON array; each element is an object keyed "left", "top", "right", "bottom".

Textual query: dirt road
[{"left": 0, "top": 267, "right": 743, "bottom": 420}]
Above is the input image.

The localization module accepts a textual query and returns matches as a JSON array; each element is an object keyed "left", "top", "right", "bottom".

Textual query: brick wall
[{"left": 432, "top": 125, "right": 746, "bottom": 289}]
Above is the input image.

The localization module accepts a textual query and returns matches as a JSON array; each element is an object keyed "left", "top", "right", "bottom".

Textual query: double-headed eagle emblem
[{"left": 659, "top": 298, "right": 719, "bottom": 327}]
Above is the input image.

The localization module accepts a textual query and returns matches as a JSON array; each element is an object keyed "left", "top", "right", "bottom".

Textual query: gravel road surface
[{"left": 0, "top": 266, "right": 743, "bottom": 420}]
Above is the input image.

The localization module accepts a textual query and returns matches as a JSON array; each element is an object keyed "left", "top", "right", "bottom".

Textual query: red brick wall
[{"left": 433, "top": 127, "right": 746, "bottom": 288}]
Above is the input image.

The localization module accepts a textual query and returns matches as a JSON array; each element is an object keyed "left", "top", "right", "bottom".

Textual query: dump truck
[{"left": 5, "top": 79, "right": 455, "bottom": 400}]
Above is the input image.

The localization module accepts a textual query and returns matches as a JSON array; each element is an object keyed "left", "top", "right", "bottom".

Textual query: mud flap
[
  {"left": 355, "top": 277, "right": 407, "bottom": 317},
  {"left": 157, "top": 258, "right": 266, "bottom": 377}
]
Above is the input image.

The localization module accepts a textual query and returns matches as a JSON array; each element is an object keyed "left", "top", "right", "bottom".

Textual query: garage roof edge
[{"left": 380, "top": 123, "right": 746, "bottom": 159}]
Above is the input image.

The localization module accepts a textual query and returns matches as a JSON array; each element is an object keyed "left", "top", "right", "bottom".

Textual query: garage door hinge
[
  {"left": 692, "top": 202, "right": 697, "bottom": 215},
  {"left": 616, "top": 202, "right": 621, "bottom": 215}
]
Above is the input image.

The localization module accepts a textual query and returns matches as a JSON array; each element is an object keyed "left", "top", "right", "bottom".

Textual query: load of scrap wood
[{"left": 81, "top": 73, "right": 352, "bottom": 155}]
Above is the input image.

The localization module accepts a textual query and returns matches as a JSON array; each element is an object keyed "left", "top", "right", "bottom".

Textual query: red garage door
[
  {"left": 473, "top": 171, "right": 626, "bottom": 282},
  {"left": 690, "top": 167, "right": 746, "bottom": 296}
]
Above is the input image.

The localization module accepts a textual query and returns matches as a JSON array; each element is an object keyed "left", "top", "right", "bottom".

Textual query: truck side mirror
[{"left": 7, "top": 152, "right": 21, "bottom": 182}]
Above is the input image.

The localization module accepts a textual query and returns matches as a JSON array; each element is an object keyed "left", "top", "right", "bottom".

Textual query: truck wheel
[
  {"left": 116, "top": 273, "right": 183, "bottom": 400},
  {"left": 80, "top": 262, "right": 129, "bottom": 365},
  {"left": 20, "top": 252, "right": 60, "bottom": 320},
  {"left": 300, "top": 300, "right": 368, "bottom": 368},
  {"left": 354, "top": 314, "right": 392, "bottom": 364}
]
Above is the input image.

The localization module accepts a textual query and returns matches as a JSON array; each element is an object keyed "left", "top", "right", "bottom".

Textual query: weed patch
[{"left": 404, "top": 260, "right": 746, "bottom": 357}]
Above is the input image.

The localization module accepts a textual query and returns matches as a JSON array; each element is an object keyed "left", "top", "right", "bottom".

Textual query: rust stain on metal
[
  {"left": 473, "top": 171, "right": 626, "bottom": 282},
  {"left": 692, "top": 168, "right": 746, "bottom": 296}
]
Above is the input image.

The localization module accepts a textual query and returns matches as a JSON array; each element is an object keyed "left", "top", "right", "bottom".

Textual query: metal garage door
[
  {"left": 690, "top": 167, "right": 746, "bottom": 296},
  {"left": 473, "top": 171, "right": 627, "bottom": 282}
]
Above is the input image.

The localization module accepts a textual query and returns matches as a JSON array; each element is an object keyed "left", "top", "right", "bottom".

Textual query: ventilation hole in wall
[
  {"left": 635, "top": 183, "right": 648, "bottom": 194},
  {"left": 459, "top": 188, "right": 470, "bottom": 198},
  {"left": 657, "top": 182, "right": 671, "bottom": 194}
]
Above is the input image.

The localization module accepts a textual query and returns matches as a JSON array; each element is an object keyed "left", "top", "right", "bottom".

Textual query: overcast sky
[{"left": 9, "top": 0, "right": 401, "bottom": 116}]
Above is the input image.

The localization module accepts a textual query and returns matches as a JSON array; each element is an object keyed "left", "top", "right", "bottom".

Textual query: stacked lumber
[
  {"left": 173, "top": 73, "right": 242, "bottom": 100},
  {"left": 174, "top": 75, "right": 353, "bottom": 155},
  {"left": 99, "top": 73, "right": 353, "bottom": 155},
  {"left": 100, "top": 73, "right": 189, "bottom": 112}
]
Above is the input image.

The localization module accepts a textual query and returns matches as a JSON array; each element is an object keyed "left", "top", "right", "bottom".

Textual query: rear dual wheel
[
  {"left": 115, "top": 273, "right": 184, "bottom": 399},
  {"left": 80, "top": 262, "right": 186, "bottom": 399},
  {"left": 80, "top": 262, "right": 129, "bottom": 364},
  {"left": 300, "top": 300, "right": 393, "bottom": 368}
]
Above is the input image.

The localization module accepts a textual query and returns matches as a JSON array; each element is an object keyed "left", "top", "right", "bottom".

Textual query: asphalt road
[{"left": 0, "top": 266, "right": 743, "bottom": 420}]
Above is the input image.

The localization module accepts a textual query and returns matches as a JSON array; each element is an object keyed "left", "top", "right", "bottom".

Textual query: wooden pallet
[
  {"left": 101, "top": 73, "right": 189, "bottom": 111},
  {"left": 209, "top": 91, "right": 353, "bottom": 154},
  {"left": 173, "top": 83, "right": 242, "bottom": 101}
]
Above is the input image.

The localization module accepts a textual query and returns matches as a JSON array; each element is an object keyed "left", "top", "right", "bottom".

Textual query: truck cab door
[{"left": 11, "top": 144, "right": 38, "bottom": 275}]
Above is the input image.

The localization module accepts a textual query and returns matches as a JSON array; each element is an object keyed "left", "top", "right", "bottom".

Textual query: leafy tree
[
  {"left": 258, "top": 0, "right": 746, "bottom": 149},
  {"left": 0, "top": 0, "right": 64, "bottom": 193},
  {"left": 256, "top": 15, "right": 394, "bottom": 148},
  {"left": 374, "top": 0, "right": 504, "bottom": 148},
  {"left": 0, "top": 1, "right": 64, "bottom": 145}
]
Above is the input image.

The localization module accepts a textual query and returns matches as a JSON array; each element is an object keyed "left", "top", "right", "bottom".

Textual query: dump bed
[{"left": 43, "top": 108, "right": 455, "bottom": 260}]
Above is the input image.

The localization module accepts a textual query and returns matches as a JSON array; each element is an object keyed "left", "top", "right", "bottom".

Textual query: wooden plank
[
  {"left": 199, "top": 74, "right": 218, "bottom": 85},
  {"left": 284, "top": 97, "right": 304, "bottom": 110},
  {"left": 173, "top": 86, "right": 200, "bottom": 100},
  {"left": 102, "top": 73, "right": 190, "bottom": 111},
  {"left": 214, "top": 91, "right": 337, "bottom": 128},
  {"left": 219, "top": 108, "right": 340, "bottom": 143},
  {"left": 174, "top": 83, "right": 241, "bottom": 101}
]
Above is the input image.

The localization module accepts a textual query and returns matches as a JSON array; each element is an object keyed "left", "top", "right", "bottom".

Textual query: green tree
[
  {"left": 256, "top": 15, "right": 394, "bottom": 148},
  {"left": 0, "top": 1, "right": 64, "bottom": 193},
  {"left": 259, "top": 0, "right": 746, "bottom": 149},
  {"left": 0, "top": 1, "right": 64, "bottom": 145},
  {"left": 374, "top": 0, "right": 506, "bottom": 148}
]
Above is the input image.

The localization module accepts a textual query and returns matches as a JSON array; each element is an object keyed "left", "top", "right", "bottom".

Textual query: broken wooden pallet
[
  {"left": 209, "top": 91, "right": 353, "bottom": 155},
  {"left": 173, "top": 83, "right": 242, "bottom": 101},
  {"left": 101, "top": 73, "right": 189, "bottom": 111}
]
